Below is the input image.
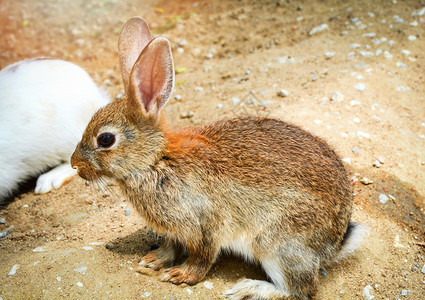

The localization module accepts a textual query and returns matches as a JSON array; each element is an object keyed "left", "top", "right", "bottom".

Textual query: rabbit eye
[{"left": 97, "top": 132, "right": 116, "bottom": 148}]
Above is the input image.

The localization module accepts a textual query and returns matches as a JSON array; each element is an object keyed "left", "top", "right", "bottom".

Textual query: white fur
[
  {"left": 0, "top": 58, "right": 110, "bottom": 200},
  {"left": 260, "top": 257, "right": 288, "bottom": 292},
  {"left": 224, "top": 279, "right": 289, "bottom": 300},
  {"left": 221, "top": 234, "right": 256, "bottom": 263},
  {"left": 335, "top": 223, "right": 369, "bottom": 262}
]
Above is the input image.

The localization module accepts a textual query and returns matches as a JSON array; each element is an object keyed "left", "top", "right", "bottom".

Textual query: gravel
[
  {"left": 379, "top": 194, "right": 389, "bottom": 204},
  {"left": 363, "top": 285, "right": 375, "bottom": 299},
  {"left": 354, "top": 83, "right": 366, "bottom": 92},
  {"left": 330, "top": 91, "right": 344, "bottom": 102},
  {"left": 309, "top": 23, "right": 329, "bottom": 35},
  {"left": 7, "top": 264, "right": 19, "bottom": 276},
  {"left": 203, "top": 281, "right": 214, "bottom": 289},
  {"left": 277, "top": 89, "right": 289, "bottom": 97},
  {"left": 74, "top": 266, "right": 87, "bottom": 274}
]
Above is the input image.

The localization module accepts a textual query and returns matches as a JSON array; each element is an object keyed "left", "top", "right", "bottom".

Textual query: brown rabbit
[{"left": 71, "top": 17, "right": 366, "bottom": 300}]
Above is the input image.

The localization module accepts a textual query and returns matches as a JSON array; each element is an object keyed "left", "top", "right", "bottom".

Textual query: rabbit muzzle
[{"left": 71, "top": 144, "right": 99, "bottom": 181}]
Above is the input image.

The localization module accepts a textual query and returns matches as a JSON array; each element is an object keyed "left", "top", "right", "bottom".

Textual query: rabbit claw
[{"left": 161, "top": 266, "right": 199, "bottom": 285}]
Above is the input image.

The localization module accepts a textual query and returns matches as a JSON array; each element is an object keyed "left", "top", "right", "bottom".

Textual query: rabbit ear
[
  {"left": 128, "top": 37, "right": 174, "bottom": 117},
  {"left": 118, "top": 17, "right": 152, "bottom": 91}
]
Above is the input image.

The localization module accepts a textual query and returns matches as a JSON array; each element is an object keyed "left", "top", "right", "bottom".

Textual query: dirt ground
[{"left": 1, "top": 0, "right": 425, "bottom": 299}]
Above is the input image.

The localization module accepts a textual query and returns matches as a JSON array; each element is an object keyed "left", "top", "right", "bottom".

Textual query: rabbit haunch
[
  {"left": 0, "top": 58, "right": 110, "bottom": 201},
  {"left": 71, "top": 17, "right": 365, "bottom": 300}
]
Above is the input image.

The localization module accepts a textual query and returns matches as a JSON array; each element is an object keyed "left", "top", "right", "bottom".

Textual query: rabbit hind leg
[{"left": 224, "top": 248, "right": 319, "bottom": 300}]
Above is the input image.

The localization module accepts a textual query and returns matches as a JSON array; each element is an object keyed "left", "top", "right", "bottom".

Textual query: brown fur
[{"left": 71, "top": 17, "right": 361, "bottom": 300}]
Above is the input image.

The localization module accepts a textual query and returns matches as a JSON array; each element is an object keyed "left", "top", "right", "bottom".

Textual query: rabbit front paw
[
  {"left": 161, "top": 265, "right": 203, "bottom": 285},
  {"left": 35, "top": 163, "right": 77, "bottom": 194},
  {"left": 138, "top": 251, "right": 167, "bottom": 271}
]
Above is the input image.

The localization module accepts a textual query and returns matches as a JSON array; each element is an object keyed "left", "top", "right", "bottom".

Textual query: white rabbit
[{"left": 0, "top": 58, "right": 110, "bottom": 201}]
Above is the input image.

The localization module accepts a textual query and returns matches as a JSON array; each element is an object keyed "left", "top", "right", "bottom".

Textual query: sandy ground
[{"left": 1, "top": 0, "right": 425, "bottom": 299}]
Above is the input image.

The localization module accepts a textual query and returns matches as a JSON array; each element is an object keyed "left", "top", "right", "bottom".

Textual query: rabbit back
[{"left": 0, "top": 58, "right": 109, "bottom": 200}]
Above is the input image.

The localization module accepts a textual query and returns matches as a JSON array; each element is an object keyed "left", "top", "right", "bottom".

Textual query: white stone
[
  {"left": 141, "top": 292, "right": 151, "bottom": 298},
  {"left": 309, "top": 24, "right": 329, "bottom": 35},
  {"left": 342, "top": 158, "right": 352, "bottom": 165},
  {"left": 8, "top": 264, "right": 19, "bottom": 276},
  {"left": 331, "top": 91, "right": 344, "bottom": 102},
  {"left": 354, "top": 83, "right": 366, "bottom": 92},
  {"left": 363, "top": 285, "right": 375, "bottom": 299},
  {"left": 74, "top": 266, "right": 87, "bottom": 274},
  {"left": 203, "top": 281, "right": 214, "bottom": 289},
  {"left": 379, "top": 194, "right": 389, "bottom": 204},
  {"left": 277, "top": 89, "right": 289, "bottom": 97}
]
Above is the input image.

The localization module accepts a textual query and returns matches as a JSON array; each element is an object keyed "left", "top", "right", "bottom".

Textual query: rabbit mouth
[{"left": 72, "top": 163, "right": 100, "bottom": 181}]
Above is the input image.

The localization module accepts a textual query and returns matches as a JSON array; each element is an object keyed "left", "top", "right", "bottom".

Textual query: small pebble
[
  {"left": 401, "top": 290, "right": 408, "bottom": 296},
  {"left": 396, "top": 86, "right": 408, "bottom": 92},
  {"left": 373, "top": 160, "right": 381, "bottom": 168},
  {"left": 277, "top": 89, "right": 289, "bottom": 97},
  {"left": 203, "top": 281, "right": 214, "bottom": 289},
  {"left": 125, "top": 209, "right": 131, "bottom": 216},
  {"left": 360, "top": 177, "right": 373, "bottom": 185},
  {"left": 259, "top": 100, "right": 273, "bottom": 107},
  {"left": 354, "top": 83, "right": 366, "bottom": 92},
  {"left": 231, "top": 97, "right": 240, "bottom": 105},
  {"left": 141, "top": 292, "right": 151, "bottom": 298},
  {"left": 407, "top": 35, "right": 417, "bottom": 41},
  {"left": 76, "top": 282, "right": 83, "bottom": 287},
  {"left": 217, "top": 103, "right": 223, "bottom": 109},
  {"left": 194, "top": 86, "right": 204, "bottom": 92},
  {"left": 401, "top": 49, "right": 411, "bottom": 56},
  {"left": 396, "top": 61, "right": 408, "bottom": 69},
  {"left": 0, "top": 225, "right": 14, "bottom": 238},
  {"left": 105, "top": 243, "right": 115, "bottom": 250},
  {"left": 330, "top": 91, "right": 344, "bottom": 102},
  {"left": 8, "top": 264, "right": 19, "bottom": 276},
  {"left": 352, "top": 147, "right": 361, "bottom": 154},
  {"left": 0, "top": 218, "right": 5, "bottom": 224},
  {"left": 74, "top": 266, "right": 87, "bottom": 274},
  {"left": 342, "top": 158, "right": 352, "bottom": 165},
  {"left": 363, "top": 285, "right": 374, "bottom": 300},
  {"left": 32, "top": 247, "right": 45, "bottom": 252},
  {"left": 174, "top": 94, "right": 182, "bottom": 101},
  {"left": 379, "top": 194, "right": 389, "bottom": 204},
  {"left": 324, "top": 51, "right": 335, "bottom": 58},
  {"left": 363, "top": 32, "right": 376, "bottom": 38},
  {"left": 309, "top": 23, "right": 329, "bottom": 36},
  {"left": 90, "top": 242, "right": 104, "bottom": 246},
  {"left": 56, "top": 277, "right": 61, "bottom": 282},
  {"left": 82, "top": 246, "right": 93, "bottom": 251},
  {"left": 357, "top": 131, "right": 370, "bottom": 139},
  {"left": 353, "top": 118, "right": 360, "bottom": 123},
  {"left": 180, "top": 111, "right": 194, "bottom": 119},
  {"left": 186, "top": 289, "right": 193, "bottom": 295},
  {"left": 384, "top": 51, "right": 393, "bottom": 60}
]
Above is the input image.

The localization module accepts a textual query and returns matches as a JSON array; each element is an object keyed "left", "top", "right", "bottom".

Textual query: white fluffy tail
[{"left": 335, "top": 222, "right": 368, "bottom": 262}]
